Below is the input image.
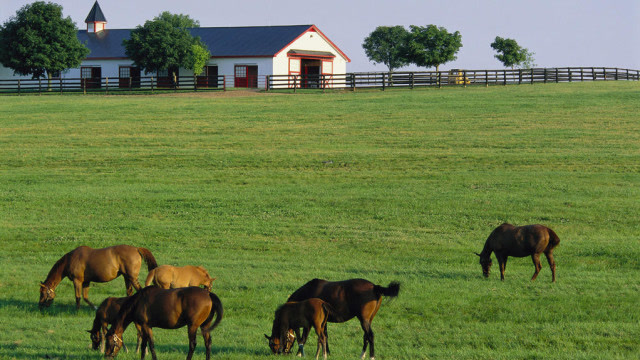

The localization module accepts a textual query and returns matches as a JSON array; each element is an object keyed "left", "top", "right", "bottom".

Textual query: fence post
[
  {"left": 463, "top": 70, "right": 467, "bottom": 88},
  {"left": 382, "top": 73, "right": 386, "bottom": 91},
  {"left": 555, "top": 68, "right": 559, "bottom": 83},
  {"left": 503, "top": 70, "right": 507, "bottom": 85},
  {"left": 151, "top": 76, "right": 154, "bottom": 93},
  {"left": 438, "top": 72, "right": 441, "bottom": 88},
  {"left": 615, "top": 68, "right": 619, "bottom": 80},
  {"left": 410, "top": 72, "right": 414, "bottom": 89},
  {"left": 485, "top": 71, "right": 489, "bottom": 87},
  {"left": 39, "top": 78, "right": 42, "bottom": 95},
  {"left": 580, "top": 68, "right": 584, "bottom": 82},
  {"left": 18, "top": 79, "right": 21, "bottom": 95},
  {"left": 105, "top": 77, "right": 109, "bottom": 94},
  {"left": 544, "top": 68, "right": 548, "bottom": 84},
  {"left": 59, "top": 77, "right": 63, "bottom": 95},
  {"left": 530, "top": 69, "right": 534, "bottom": 85},
  {"left": 293, "top": 75, "right": 297, "bottom": 93},
  {"left": 568, "top": 68, "right": 572, "bottom": 82}
]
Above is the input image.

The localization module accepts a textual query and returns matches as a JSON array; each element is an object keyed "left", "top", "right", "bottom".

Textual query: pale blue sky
[{"left": 2, "top": 0, "right": 638, "bottom": 71}]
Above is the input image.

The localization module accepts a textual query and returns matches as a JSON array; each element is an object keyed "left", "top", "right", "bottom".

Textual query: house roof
[
  {"left": 77, "top": 25, "right": 350, "bottom": 61},
  {"left": 85, "top": 1, "right": 107, "bottom": 23}
]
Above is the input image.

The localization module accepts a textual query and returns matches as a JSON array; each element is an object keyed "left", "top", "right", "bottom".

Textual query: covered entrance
[
  {"left": 287, "top": 50, "right": 335, "bottom": 89},
  {"left": 81, "top": 66, "right": 102, "bottom": 88},
  {"left": 118, "top": 66, "right": 140, "bottom": 88}
]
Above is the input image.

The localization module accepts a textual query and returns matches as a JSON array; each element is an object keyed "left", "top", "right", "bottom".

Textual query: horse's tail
[
  {"left": 374, "top": 282, "right": 400, "bottom": 298},
  {"left": 144, "top": 268, "right": 156, "bottom": 287},
  {"left": 205, "top": 292, "right": 224, "bottom": 333},
  {"left": 137, "top": 247, "right": 158, "bottom": 271},
  {"left": 547, "top": 227, "right": 561, "bottom": 249},
  {"left": 321, "top": 301, "right": 342, "bottom": 323}
]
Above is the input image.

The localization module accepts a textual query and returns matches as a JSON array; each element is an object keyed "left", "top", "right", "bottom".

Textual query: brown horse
[
  {"left": 265, "top": 298, "right": 334, "bottom": 359},
  {"left": 287, "top": 278, "right": 400, "bottom": 360},
  {"left": 88, "top": 296, "right": 143, "bottom": 354},
  {"left": 39, "top": 245, "right": 158, "bottom": 309},
  {"left": 145, "top": 265, "right": 216, "bottom": 291},
  {"left": 104, "top": 286, "right": 223, "bottom": 360},
  {"left": 475, "top": 223, "right": 561, "bottom": 282}
]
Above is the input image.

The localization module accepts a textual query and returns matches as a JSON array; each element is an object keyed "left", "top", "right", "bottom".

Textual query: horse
[
  {"left": 287, "top": 278, "right": 400, "bottom": 360},
  {"left": 88, "top": 296, "right": 143, "bottom": 354},
  {"left": 475, "top": 223, "right": 561, "bottom": 282},
  {"left": 39, "top": 245, "right": 158, "bottom": 309},
  {"left": 104, "top": 286, "right": 223, "bottom": 360},
  {"left": 265, "top": 298, "right": 334, "bottom": 359},
  {"left": 145, "top": 265, "right": 216, "bottom": 291}
]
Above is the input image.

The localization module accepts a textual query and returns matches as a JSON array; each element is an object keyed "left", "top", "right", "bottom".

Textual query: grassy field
[{"left": 1, "top": 82, "right": 639, "bottom": 360}]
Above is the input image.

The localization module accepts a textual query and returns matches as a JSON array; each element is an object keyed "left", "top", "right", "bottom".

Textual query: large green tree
[
  {"left": 408, "top": 25, "right": 462, "bottom": 72},
  {"left": 0, "top": 1, "right": 89, "bottom": 80},
  {"left": 491, "top": 36, "right": 536, "bottom": 69},
  {"left": 123, "top": 12, "right": 206, "bottom": 81},
  {"left": 362, "top": 26, "right": 411, "bottom": 72}
]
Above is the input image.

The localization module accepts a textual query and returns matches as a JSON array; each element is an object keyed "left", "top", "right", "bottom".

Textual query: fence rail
[
  {"left": 267, "top": 67, "right": 640, "bottom": 91},
  {"left": 1, "top": 67, "right": 637, "bottom": 95},
  {"left": 0, "top": 75, "right": 226, "bottom": 94}
]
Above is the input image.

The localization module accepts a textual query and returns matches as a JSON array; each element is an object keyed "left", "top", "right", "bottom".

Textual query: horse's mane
[{"left": 43, "top": 252, "right": 69, "bottom": 285}]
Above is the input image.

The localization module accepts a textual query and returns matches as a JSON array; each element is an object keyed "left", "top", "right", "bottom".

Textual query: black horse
[
  {"left": 287, "top": 278, "right": 400, "bottom": 360},
  {"left": 476, "top": 223, "right": 560, "bottom": 282}
]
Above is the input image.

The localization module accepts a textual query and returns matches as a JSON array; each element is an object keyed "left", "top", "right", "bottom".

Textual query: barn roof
[{"left": 77, "top": 25, "right": 349, "bottom": 61}]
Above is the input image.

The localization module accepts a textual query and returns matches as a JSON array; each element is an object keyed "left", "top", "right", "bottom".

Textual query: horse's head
[
  {"left": 39, "top": 282, "right": 55, "bottom": 308},
  {"left": 204, "top": 277, "right": 217, "bottom": 292},
  {"left": 264, "top": 330, "right": 295, "bottom": 355},
  {"left": 87, "top": 328, "right": 102, "bottom": 351},
  {"left": 104, "top": 329, "right": 124, "bottom": 359},
  {"left": 476, "top": 253, "right": 492, "bottom": 277}
]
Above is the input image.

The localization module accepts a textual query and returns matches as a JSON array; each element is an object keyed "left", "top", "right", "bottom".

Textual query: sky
[{"left": 1, "top": 0, "right": 638, "bottom": 72}]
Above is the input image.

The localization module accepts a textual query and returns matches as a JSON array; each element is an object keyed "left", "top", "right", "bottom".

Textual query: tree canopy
[
  {"left": 407, "top": 25, "right": 462, "bottom": 72},
  {"left": 362, "top": 26, "right": 411, "bottom": 72},
  {"left": 123, "top": 12, "right": 207, "bottom": 79},
  {"left": 0, "top": 1, "right": 89, "bottom": 79},
  {"left": 491, "top": 36, "right": 536, "bottom": 69}
]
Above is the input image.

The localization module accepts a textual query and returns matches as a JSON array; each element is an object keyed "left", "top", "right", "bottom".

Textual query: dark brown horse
[
  {"left": 476, "top": 223, "right": 560, "bottom": 282},
  {"left": 104, "top": 286, "right": 223, "bottom": 360},
  {"left": 287, "top": 278, "right": 400, "bottom": 360},
  {"left": 88, "top": 296, "right": 143, "bottom": 354},
  {"left": 265, "top": 298, "right": 334, "bottom": 359},
  {"left": 39, "top": 245, "right": 158, "bottom": 309}
]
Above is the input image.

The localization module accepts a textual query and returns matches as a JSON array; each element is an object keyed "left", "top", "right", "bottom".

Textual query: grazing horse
[
  {"left": 145, "top": 265, "right": 216, "bottom": 291},
  {"left": 39, "top": 245, "right": 158, "bottom": 309},
  {"left": 104, "top": 286, "right": 223, "bottom": 360},
  {"left": 265, "top": 298, "right": 334, "bottom": 359},
  {"left": 475, "top": 223, "right": 560, "bottom": 282},
  {"left": 88, "top": 296, "right": 143, "bottom": 354},
  {"left": 287, "top": 279, "right": 400, "bottom": 360}
]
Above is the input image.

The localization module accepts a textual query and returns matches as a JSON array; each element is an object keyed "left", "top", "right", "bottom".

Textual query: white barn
[{"left": 1, "top": 1, "right": 350, "bottom": 88}]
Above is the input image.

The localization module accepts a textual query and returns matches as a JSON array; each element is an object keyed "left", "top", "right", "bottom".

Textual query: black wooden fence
[
  {"left": 266, "top": 67, "right": 640, "bottom": 91},
  {"left": 0, "top": 75, "right": 226, "bottom": 95}
]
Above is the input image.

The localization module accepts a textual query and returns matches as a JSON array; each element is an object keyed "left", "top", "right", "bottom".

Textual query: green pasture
[{"left": 1, "top": 82, "right": 639, "bottom": 359}]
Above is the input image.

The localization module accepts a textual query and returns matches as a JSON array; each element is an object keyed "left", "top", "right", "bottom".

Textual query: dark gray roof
[
  {"left": 77, "top": 25, "right": 316, "bottom": 59},
  {"left": 85, "top": 1, "right": 107, "bottom": 23}
]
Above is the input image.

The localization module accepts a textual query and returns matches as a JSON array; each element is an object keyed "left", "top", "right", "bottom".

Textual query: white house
[{"left": 1, "top": 1, "right": 350, "bottom": 89}]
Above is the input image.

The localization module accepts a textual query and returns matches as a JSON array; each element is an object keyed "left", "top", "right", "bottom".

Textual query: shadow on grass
[{"left": 0, "top": 298, "right": 96, "bottom": 316}]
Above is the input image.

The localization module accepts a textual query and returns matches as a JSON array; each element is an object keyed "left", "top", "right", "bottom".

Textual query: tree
[
  {"left": 491, "top": 36, "right": 536, "bottom": 69},
  {"left": 0, "top": 1, "right": 89, "bottom": 82},
  {"left": 362, "top": 26, "right": 411, "bottom": 72},
  {"left": 186, "top": 44, "right": 211, "bottom": 77},
  {"left": 407, "top": 25, "right": 462, "bottom": 72},
  {"left": 123, "top": 12, "right": 204, "bottom": 82}
]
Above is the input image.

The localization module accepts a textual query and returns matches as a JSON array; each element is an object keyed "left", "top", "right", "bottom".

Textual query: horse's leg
[
  {"left": 298, "top": 327, "right": 310, "bottom": 357},
  {"left": 145, "top": 327, "right": 158, "bottom": 360},
  {"left": 135, "top": 323, "right": 143, "bottom": 354},
  {"left": 324, "top": 326, "right": 330, "bottom": 355},
  {"left": 313, "top": 324, "right": 327, "bottom": 360},
  {"left": 531, "top": 253, "right": 542, "bottom": 281},
  {"left": 186, "top": 325, "right": 199, "bottom": 360},
  {"left": 202, "top": 327, "right": 212, "bottom": 360},
  {"left": 139, "top": 335, "right": 148, "bottom": 360},
  {"left": 294, "top": 328, "right": 304, "bottom": 357},
  {"left": 359, "top": 319, "right": 374, "bottom": 360},
  {"left": 497, "top": 255, "right": 508, "bottom": 281},
  {"left": 545, "top": 251, "right": 557, "bottom": 282},
  {"left": 82, "top": 282, "right": 96, "bottom": 309},
  {"left": 72, "top": 279, "right": 83, "bottom": 309},
  {"left": 124, "top": 277, "right": 134, "bottom": 296}
]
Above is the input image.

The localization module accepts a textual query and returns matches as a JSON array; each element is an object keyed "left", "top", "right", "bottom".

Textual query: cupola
[{"left": 85, "top": 1, "right": 107, "bottom": 33}]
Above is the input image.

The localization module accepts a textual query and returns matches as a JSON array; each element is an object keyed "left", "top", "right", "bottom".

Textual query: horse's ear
[
  {"left": 264, "top": 334, "right": 270, "bottom": 340},
  {"left": 211, "top": 277, "right": 217, "bottom": 282},
  {"left": 40, "top": 282, "right": 46, "bottom": 288},
  {"left": 87, "top": 330, "right": 92, "bottom": 333},
  {"left": 474, "top": 252, "right": 481, "bottom": 257}
]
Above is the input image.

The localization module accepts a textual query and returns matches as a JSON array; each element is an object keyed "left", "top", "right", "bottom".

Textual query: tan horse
[
  {"left": 145, "top": 265, "right": 215, "bottom": 291},
  {"left": 39, "top": 245, "right": 158, "bottom": 309},
  {"left": 476, "top": 223, "right": 561, "bottom": 282}
]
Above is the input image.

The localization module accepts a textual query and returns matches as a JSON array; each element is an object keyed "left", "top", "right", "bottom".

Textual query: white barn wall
[{"left": 273, "top": 30, "right": 348, "bottom": 76}]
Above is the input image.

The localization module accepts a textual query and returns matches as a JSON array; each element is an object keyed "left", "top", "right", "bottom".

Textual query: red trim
[
  {"left": 287, "top": 53, "right": 335, "bottom": 60},
  {"left": 274, "top": 25, "right": 350, "bottom": 62}
]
